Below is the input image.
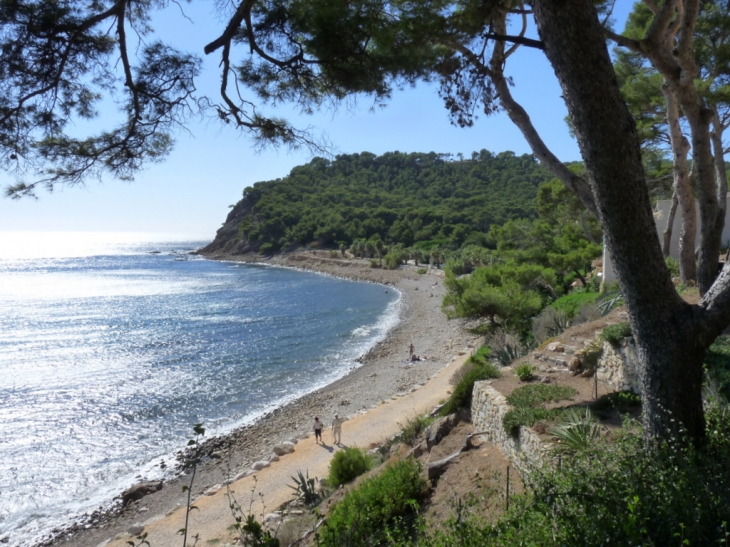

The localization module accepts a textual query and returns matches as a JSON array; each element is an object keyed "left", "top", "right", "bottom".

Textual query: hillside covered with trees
[{"left": 200, "top": 150, "right": 554, "bottom": 255}]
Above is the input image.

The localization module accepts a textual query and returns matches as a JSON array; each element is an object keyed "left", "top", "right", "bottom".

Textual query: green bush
[
  {"left": 319, "top": 459, "right": 428, "bottom": 547},
  {"left": 602, "top": 322, "right": 633, "bottom": 346},
  {"left": 550, "top": 291, "right": 599, "bottom": 319},
  {"left": 665, "top": 256, "right": 680, "bottom": 277},
  {"left": 417, "top": 268, "right": 427, "bottom": 274},
  {"left": 590, "top": 390, "right": 641, "bottom": 419},
  {"left": 258, "top": 242, "right": 275, "bottom": 255},
  {"left": 515, "top": 362, "right": 534, "bottom": 382},
  {"left": 327, "top": 447, "right": 374, "bottom": 487},
  {"left": 391, "top": 414, "right": 434, "bottom": 447},
  {"left": 548, "top": 407, "right": 601, "bottom": 454},
  {"left": 503, "top": 384, "right": 576, "bottom": 434},
  {"left": 705, "top": 335, "right": 730, "bottom": 402},
  {"left": 383, "top": 252, "right": 401, "bottom": 270},
  {"left": 503, "top": 407, "right": 560, "bottom": 435},
  {"left": 440, "top": 352, "right": 500, "bottom": 416}
]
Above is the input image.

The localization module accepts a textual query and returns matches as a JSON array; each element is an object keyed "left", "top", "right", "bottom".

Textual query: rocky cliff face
[{"left": 198, "top": 192, "right": 258, "bottom": 256}]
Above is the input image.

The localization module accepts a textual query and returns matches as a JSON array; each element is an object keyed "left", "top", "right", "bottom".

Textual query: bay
[{"left": 0, "top": 233, "right": 399, "bottom": 546}]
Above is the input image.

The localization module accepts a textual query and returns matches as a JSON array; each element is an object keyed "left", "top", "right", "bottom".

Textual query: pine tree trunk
[
  {"left": 531, "top": 0, "right": 706, "bottom": 442},
  {"left": 662, "top": 192, "right": 678, "bottom": 258},
  {"left": 662, "top": 83, "right": 697, "bottom": 284}
]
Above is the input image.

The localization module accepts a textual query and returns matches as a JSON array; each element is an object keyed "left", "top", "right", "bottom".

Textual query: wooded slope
[{"left": 201, "top": 150, "right": 553, "bottom": 255}]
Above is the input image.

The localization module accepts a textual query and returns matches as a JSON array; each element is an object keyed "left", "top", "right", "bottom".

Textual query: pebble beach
[{"left": 45, "top": 252, "right": 479, "bottom": 547}]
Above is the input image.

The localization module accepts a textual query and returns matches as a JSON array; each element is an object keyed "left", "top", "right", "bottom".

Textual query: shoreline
[{"left": 43, "top": 252, "right": 479, "bottom": 547}]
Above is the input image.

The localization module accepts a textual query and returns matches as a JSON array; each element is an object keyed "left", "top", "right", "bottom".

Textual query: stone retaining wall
[
  {"left": 596, "top": 339, "right": 640, "bottom": 394},
  {"left": 471, "top": 381, "right": 551, "bottom": 473}
]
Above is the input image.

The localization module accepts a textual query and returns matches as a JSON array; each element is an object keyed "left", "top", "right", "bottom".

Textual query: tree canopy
[{"left": 204, "top": 150, "right": 552, "bottom": 253}]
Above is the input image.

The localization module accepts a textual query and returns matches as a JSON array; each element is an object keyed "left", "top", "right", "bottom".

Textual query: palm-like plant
[
  {"left": 549, "top": 407, "right": 602, "bottom": 454},
  {"left": 288, "top": 470, "right": 319, "bottom": 506}
]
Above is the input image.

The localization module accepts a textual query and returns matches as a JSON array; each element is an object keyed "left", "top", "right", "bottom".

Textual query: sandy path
[{"left": 101, "top": 351, "right": 470, "bottom": 547}]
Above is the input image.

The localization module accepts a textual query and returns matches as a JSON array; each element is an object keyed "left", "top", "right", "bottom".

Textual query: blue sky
[{"left": 0, "top": 2, "right": 634, "bottom": 241}]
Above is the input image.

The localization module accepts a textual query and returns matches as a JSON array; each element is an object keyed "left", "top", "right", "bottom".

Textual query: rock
[
  {"left": 263, "top": 513, "right": 281, "bottom": 523},
  {"left": 94, "top": 540, "right": 111, "bottom": 547},
  {"left": 209, "top": 451, "right": 223, "bottom": 460},
  {"left": 425, "top": 414, "right": 458, "bottom": 449},
  {"left": 230, "top": 470, "right": 254, "bottom": 482},
  {"left": 273, "top": 442, "right": 296, "bottom": 456},
  {"left": 252, "top": 461, "right": 270, "bottom": 471},
  {"left": 121, "top": 481, "right": 163, "bottom": 507},
  {"left": 568, "top": 355, "right": 583, "bottom": 376},
  {"left": 546, "top": 342, "right": 565, "bottom": 353},
  {"left": 204, "top": 484, "right": 222, "bottom": 496},
  {"left": 288, "top": 437, "right": 299, "bottom": 445},
  {"left": 410, "top": 440, "right": 428, "bottom": 459},
  {"left": 127, "top": 524, "right": 145, "bottom": 536},
  {"left": 268, "top": 454, "right": 280, "bottom": 462}
]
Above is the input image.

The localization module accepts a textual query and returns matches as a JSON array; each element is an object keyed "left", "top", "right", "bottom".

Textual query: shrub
[
  {"left": 417, "top": 268, "right": 427, "bottom": 274},
  {"left": 391, "top": 414, "right": 434, "bottom": 447},
  {"left": 503, "top": 406, "right": 560, "bottom": 435},
  {"left": 548, "top": 407, "right": 601, "bottom": 454},
  {"left": 579, "top": 337, "right": 604, "bottom": 371},
  {"left": 383, "top": 252, "right": 401, "bottom": 270},
  {"left": 318, "top": 459, "right": 428, "bottom": 547},
  {"left": 550, "top": 291, "right": 599, "bottom": 318},
  {"left": 485, "top": 329, "right": 532, "bottom": 366},
  {"left": 515, "top": 362, "right": 534, "bottom": 382},
  {"left": 288, "top": 470, "right": 319, "bottom": 506},
  {"left": 503, "top": 384, "right": 576, "bottom": 434},
  {"left": 602, "top": 322, "right": 633, "bottom": 346},
  {"left": 665, "top": 256, "right": 680, "bottom": 277},
  {"left": 590, "top": 390, "right": 641, "bottom": 419},
  {"left": 705, "top": 335, "right": 730, "bottom": 402},
  {"left": 327, "top": 447, "right": 373, "bottom": 487},
  {"left": 440, "top": 355, "right": 500, "bottom": 416},
  {"left": 369, "top": 259, "right": 381, "bottom": 268},
  {"left": 532, "top": 307, "right": 571, "bottom": 343},
  {"left": 258, "top": 242, "right": 275, "bottom": 255},
  {"left": 329, "top": 249, "right": 340, "bottom": 258}
]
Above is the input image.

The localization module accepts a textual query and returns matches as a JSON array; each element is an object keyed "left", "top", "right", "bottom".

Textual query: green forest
[{"left": 231, "top": 150, "right": 554, "bottom": 253}]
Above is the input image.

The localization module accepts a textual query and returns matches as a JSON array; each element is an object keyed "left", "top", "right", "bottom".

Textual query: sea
[{"left": 0, "top": 232, "right": 400, "bottom": 547}]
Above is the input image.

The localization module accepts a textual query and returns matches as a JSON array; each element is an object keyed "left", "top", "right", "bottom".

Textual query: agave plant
[
  {"left": 549, "top": 407, "right": 602, "bottom": 454},
  {"left": 288, "top": 470, "right": 319, "bottom": 506},
  {"left": 595, "top": 290, "right": 624, "bottom": 316}
]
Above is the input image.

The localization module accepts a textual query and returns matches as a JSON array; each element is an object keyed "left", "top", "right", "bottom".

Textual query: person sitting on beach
[
  {"left": 331, "top": 413, "right": 345, "bottom": 444},
  {"left": 313, "top": 417, "right": 324, "bottom": 444}
]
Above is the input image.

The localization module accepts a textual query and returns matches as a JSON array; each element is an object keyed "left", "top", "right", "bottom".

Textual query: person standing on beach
[
  {"left": 313, "top": 417, "right": 324, "bottom": 444},
  {"left": 409, "top": 343, "right": 415, "bottom": 359},
  {"left": 331, "top": 413, "right": 344, "bottom": 444}
]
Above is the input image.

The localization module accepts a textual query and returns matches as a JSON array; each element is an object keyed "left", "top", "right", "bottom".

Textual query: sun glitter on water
[{"left": 0, "top": 231, "right": 209, "bottom": 260}]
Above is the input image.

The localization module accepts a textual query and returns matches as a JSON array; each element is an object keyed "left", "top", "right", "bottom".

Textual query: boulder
[
  {"left": 251, "top": 461, "right": 270, "bottom": 471},
  {"left": 127, "top": 524, "right": 145, "bottom": 536},
  {"left": 273, "top": 442, "right": 296, "bottom": 456},
  {"left": 425, "top": 414, "right": 458, "bottom": 449},
  {"left": 122, "top": 481, "right": 162, "bottom": 507},
  {"left": 546, "top": 342, "right": 565, "bottom": 353}
]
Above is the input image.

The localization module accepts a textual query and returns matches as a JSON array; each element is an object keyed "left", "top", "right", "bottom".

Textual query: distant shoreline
[{"left": 48, "top": 251, "right": 478, "bottom": 547}]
